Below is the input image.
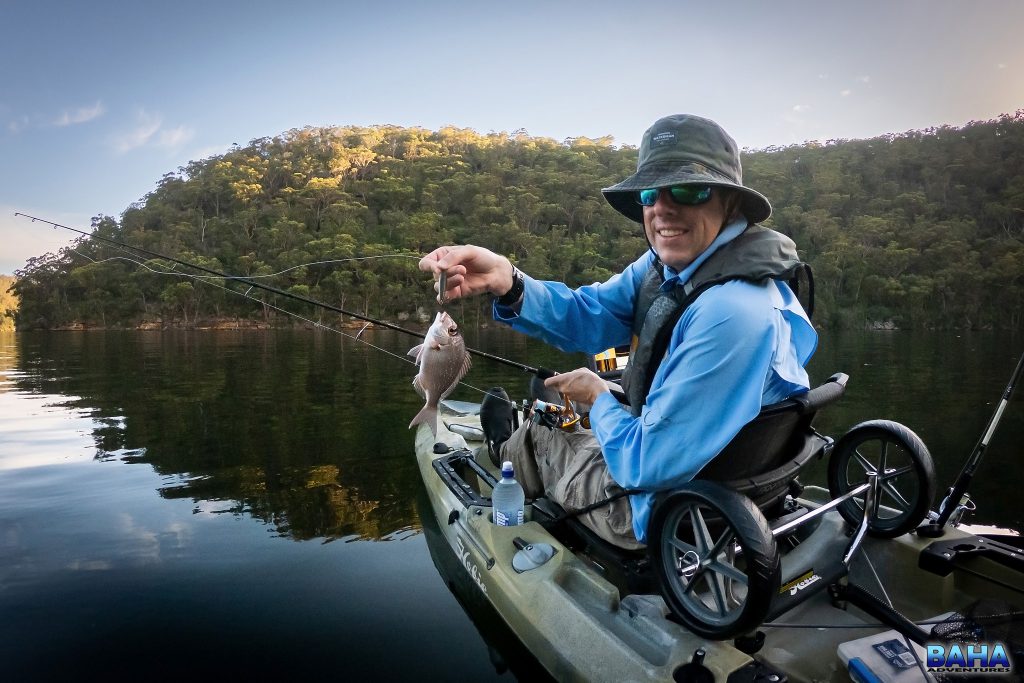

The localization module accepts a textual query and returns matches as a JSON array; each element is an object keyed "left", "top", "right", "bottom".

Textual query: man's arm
[
  {"left": 493, "top": 252, "right": 653, "bottom": 355},
  {"left": 420, "top": 245, "right": 652, "bottom": 356}
]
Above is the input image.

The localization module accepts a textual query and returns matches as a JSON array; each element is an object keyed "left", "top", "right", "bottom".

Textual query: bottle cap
[{"left": 501, "top": 461, "right": 514, "bottom": 478}]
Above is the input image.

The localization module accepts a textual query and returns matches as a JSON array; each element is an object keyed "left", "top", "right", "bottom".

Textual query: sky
[{"left": 1, "top": 0, "right": 1022, "bottom": 274}]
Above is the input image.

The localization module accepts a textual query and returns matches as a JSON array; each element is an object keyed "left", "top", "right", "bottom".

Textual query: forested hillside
[
  {"left": 9, "top": 112, "right": 1024, "bottom": 330},
  {"left": 0, "top": 275, "right": 16, "bottom": 331}
]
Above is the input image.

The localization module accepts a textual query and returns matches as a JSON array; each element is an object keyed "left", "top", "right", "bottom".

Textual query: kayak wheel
[
  {"left": 828, "top": 419, "right": 936, "bottom": 538},
  {"left": 649, "top": 481, "right": 780, "bottom": 640}
]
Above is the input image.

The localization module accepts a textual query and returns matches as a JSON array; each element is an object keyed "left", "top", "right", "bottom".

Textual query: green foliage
[
  {"left": 9, "top": 114, "right": 1024, "bottom": 330},
  {"left": 749, "top": 112, "right": 1024, "bottom": 329}
]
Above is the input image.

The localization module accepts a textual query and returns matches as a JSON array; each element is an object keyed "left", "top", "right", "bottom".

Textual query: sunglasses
[{"left": 636, "top": 185, "right": 713, "bottom": 207}]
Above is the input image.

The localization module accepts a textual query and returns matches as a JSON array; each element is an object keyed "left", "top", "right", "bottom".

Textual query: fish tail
[{"left": 408, "top": 404, "right": 438, "bottom": 437}]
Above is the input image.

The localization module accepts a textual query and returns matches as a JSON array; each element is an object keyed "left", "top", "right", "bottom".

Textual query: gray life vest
[{"left": 619, "top": 225, "right": 813, "bottom": 415}]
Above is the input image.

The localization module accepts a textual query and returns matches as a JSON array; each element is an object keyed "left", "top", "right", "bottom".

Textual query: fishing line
[
  {"left": 160, "top": 254, "right": 423, "bottom": 281},
  {"left": 65, "top": 244, "right": 417, "bottom": 364},
  {"left": 15, "top": 212, "right": 548, "bottom": 380},
  {"left": 64, "top": 253, "right": 422, "bottom": 280},
  {"left": 63, "top": 238, "right": 519, "bottom": 406}
]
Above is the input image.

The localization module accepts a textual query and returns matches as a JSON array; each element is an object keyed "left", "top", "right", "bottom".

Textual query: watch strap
[{"left": 496, "top": 265, "right": 525, "bottom": 306}]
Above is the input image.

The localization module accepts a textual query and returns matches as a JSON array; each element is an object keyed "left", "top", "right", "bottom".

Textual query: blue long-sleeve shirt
[{"left": 494, "top": 219, "right": 818, "bottom": 542}]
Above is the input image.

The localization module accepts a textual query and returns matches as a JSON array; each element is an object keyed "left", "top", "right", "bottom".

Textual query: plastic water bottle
[{"left": 492, "top": 461, "right": 525, "bottom": 526}]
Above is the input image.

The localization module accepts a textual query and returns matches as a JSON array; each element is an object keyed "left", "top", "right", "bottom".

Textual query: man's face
[{"left": 642, "top": 188, "right": 728, "bottom": 271}]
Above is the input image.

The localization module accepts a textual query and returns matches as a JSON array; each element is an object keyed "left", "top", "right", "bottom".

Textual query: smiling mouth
[{"left": 656, "top": 228, "right": 689, "bottom": 238}]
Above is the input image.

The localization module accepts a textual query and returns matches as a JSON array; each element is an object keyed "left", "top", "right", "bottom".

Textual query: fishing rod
[
  {"left": 14, "top": 212, "right": 550, "bottom": 378},
  {"left": 920, "top": 349, "right": 1024, "bottom": 536}
]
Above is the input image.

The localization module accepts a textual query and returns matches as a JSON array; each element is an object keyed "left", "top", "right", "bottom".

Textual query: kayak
[{"left": 414, "top": 401, "right": 1022, "bottom": 682}]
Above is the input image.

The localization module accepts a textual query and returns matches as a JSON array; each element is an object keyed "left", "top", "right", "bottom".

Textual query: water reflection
[
  {"left": 1, "top": 328, "right": 1022, "bottom": 679},
  {"left": 0, "top": 329, "right": 572, "bottom": 680},
  {"left": 804, "top": 330, "right": 1024, "bottom": 531},
  {"left": 2, "top": 329, "right": 1021, "bottom": 541},
  {"left": 3, "top": 330, "right": 431, "bottom": 542}
]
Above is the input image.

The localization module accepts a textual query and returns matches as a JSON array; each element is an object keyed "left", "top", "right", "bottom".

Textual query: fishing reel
[{"left": 528, "top": 397, "right": 585, "bottom": 431}]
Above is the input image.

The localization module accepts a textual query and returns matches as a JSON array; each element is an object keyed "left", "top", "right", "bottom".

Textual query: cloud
[
  {"left": 112, "top": 110, "right": 162, "bottom": 152},
  {"left": 112, "top": 110, "right": 193, "bottom": 153},
  {"left": 783, "top": 105, "right": 811, "bottom": 128},
  {"left": 54, "top": 101, "right": 105, "bottom": 126},
  {"left": 7, "top": 115, "right": 29, "bottom": 134},
  {"left": 157, "top": 125, "right": 194, "bottom": 147},
  {"left": 114, "top": 512, "right": 192, "bottom": 564},
  {"left": 857, "top": 75, "right": 871, "bottom": 83},
  {"left": 997, "top": 63, "right": 1007, "bottom": 69},
  {"left": 840, "top": 89, "right": 852, "bottom": 97}
]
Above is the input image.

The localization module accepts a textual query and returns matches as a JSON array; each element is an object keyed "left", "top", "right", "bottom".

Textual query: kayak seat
[
  {"left": 533, "top": 372, "right": 848, "bottom": 597},
  {"left": 536, "top": 371, "right": 941, "bottom": 643},
  {"left": 691, "top": 371, "right": 848, "bottom": 517}
]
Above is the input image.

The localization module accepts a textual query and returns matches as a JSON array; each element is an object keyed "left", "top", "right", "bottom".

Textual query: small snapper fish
[{"left": 408, "top": 311, "right": 472, "bottom": 437}]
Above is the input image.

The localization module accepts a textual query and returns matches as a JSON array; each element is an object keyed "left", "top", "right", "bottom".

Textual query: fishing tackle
[
  {"left": 437, "top": 269, "right": 449, "bottom": 310},
  {"left": 15, "top": 212, "right": 553, "bottom": 380},
  {"left": 920, "top": 349, "right": 1024, "bottom": 536},
  {"left": 529, "top": 398, "right": 582, "bottom": 431}
]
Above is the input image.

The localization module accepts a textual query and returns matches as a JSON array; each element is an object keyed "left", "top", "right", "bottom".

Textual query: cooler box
[{"left": 836, "top": 618, "right": 948, "bottom": 683}]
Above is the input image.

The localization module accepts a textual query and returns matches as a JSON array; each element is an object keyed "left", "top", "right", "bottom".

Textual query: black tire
[
  {"left": 648, "top": 481, "right": 780, "bottom": 640},
  {"left": 828, "top": 419, "right": 936, "bottom": 538}
]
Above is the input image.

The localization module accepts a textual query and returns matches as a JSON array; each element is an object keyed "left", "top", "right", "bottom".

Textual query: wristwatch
[{"left": 496, "top": 265, "right": 525, "bottom": 306}]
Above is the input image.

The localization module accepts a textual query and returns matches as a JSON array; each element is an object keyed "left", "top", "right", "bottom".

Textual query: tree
[
  {"left": 0, "top": 275, "right": 18, "bottom": 331},
  {"left": 10, "top": 113, "right": 1024, "bottom": 331}
]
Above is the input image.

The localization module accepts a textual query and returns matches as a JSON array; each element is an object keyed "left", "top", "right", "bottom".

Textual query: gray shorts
[{"left": 500, "top": 422, "right": 643, "bottom": 550}]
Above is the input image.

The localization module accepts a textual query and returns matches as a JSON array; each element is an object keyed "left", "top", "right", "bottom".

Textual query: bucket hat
[{"left": 602, "top": 114, "right": 771, "bottom": 224}]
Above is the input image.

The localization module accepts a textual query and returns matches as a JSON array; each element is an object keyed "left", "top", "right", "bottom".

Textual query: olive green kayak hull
[{"left": 414, "top": 407, "right": 1020, "bottom": 682}]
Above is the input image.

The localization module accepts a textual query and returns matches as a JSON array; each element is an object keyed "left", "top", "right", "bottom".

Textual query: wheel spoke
[
  {"left": 852, "top": 448, "right": 876, "bottom": 476},
  {"left": 879, "top": 440, "right": 888, "bottom": 477},
  {"left": 688, "top": 505, "right": 714, "bottom": 555},
  {"left": 707, "top": 560, "right": 749, "bottom": 585},
  {"left": 707, "top": 528, "right": 735, "bottom": 562},
  {"left": 681, "top": 573, "right": 698, "bottom": 596},
  {"left": 880, "top": 464, "right": 914, "bottom": 481},
  {"left": 706, "top": 568, "right": 730, "bottom": 616},
  {"left": 668, "top": 534, "right": 699, "bottom": 556},
  {"left": 881, "top": 479, "right": 913, "bottom": 510}
]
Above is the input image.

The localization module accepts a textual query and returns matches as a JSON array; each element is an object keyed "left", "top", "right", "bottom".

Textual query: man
[{"left": 419, "top": 114, "right": 817, "bottom": 549}]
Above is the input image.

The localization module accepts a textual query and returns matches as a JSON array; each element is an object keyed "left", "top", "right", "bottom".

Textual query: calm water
[{"left": 1, "top": 328, "right": 1021, "bottom": 680}]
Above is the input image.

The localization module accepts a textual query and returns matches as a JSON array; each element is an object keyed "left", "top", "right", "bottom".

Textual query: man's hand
[
  {"left": 544, "top": 368, "right": 611, "bottom": 406},
  {"left": 419, "top": 245, "right": 514, "bottom": 302}
]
